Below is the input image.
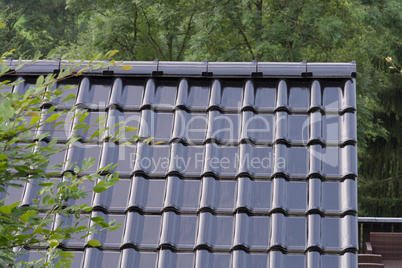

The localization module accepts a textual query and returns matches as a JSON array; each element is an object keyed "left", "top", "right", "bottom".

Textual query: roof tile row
[
  {"left": 10, "top": 77, "right": 356, "bottom": 113},
  {"left": 38, "top": 109, "right": 357, "bottom": 145},
  {"left": 16, "top": 248, "right": 358, "bottom": 268},
  {"left": 26, "top": 211, "right": 357, "bottom": 252},
  {"left": 4, "top": 176, "right": 357, "bottom": 215},
  {"left": 50, "top": 142, "right": 356, "bottom": 178}
]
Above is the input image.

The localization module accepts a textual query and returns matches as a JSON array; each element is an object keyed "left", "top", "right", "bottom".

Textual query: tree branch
[
  {"left": 237, "top": 26, "right": 256, "bottom": 60},
  {"left": 140, "top": 8, "right": 166, "bottom": 59},
  {"left": 176, "top": 10, "right": 195, "bottom": 61}
]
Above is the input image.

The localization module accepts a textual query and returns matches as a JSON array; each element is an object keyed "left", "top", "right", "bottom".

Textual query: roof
[{"left": 1, "top": 61, "right": 358, "bottom": 267}]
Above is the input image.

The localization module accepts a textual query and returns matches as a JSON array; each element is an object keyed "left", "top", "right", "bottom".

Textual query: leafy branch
[{"left": 386, "top": 57, "right": 402, "bottom": 74}]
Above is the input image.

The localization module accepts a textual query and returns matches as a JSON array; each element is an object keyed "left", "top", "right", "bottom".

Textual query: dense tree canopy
[{"left": 0, "top": 0, "right": 401, "bottom": 216}]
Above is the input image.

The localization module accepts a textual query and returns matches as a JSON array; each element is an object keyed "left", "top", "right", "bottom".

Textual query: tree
[
  {"left": 1, "top": 0, "right": 401, "bottom": 217},
  {"left": 0, "top": 49, "right": 134, "bottom": 266},
  {"left": 0, "top": 0, "right": 81, "bottom": 58},
  {"left": 64, "top": 0, "right": 198, "bottom": 61},
  {"left": 357, "top": 0, "right": 402, "bottom": 216}
]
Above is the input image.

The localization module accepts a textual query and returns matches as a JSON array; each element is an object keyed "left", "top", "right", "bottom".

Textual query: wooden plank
[{"left": 370, "top": 232, "right": 402, "bottom": 260}]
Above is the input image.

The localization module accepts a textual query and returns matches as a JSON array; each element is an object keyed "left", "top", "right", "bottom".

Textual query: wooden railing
[{"left": 358, "top": 217, "right": 402, "bottom": 253}]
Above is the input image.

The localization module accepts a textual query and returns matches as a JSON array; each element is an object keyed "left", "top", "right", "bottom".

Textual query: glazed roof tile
[{"left": 2, "top": 61, "right": 358, "bottom": 267}]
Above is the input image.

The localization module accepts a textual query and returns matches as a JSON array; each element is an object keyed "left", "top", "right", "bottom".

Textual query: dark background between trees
[{"left": 1, "top": 0, "right": 400, "bottom": 217}]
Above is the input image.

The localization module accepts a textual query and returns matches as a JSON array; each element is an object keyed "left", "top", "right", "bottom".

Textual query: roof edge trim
[{"left": 3, "top": 60, "right": 356, "bottom": 78}]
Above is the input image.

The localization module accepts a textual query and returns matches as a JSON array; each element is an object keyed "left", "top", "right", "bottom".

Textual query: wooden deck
[{"left": 361, "top": 232, "right": 402, "bottom": 268}]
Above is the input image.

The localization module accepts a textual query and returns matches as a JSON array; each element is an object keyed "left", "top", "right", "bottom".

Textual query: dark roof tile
[
  {"left": 76, "top": 78, "right": 111, "bottom": 110},
  {"left": 195, "top": 250, "right": 231, "bottom": 268},
  {"left": 196, "top": 212, "right": 234, "bottom": 250},
  {"left": 241, "top": 111, "right": 275, "bottom": 144},
  {"left": 105, "top": 110, "right": 141, "bottom": 142},
  {"left": 142, "top": 79, "right": 178, "bottom": 110},
  {"left": 122, "top": 212, "right": 162, "bottom": 248},
  {"left": 93, "top": 178, "right": 131, "bottom": 212},
  {"left": 203, "top": 144, "right": 239, "bottom": 177},
  {"left": 82, "top": 248, "right": 121, "bottom": 268},
  {"left": 6, "top": 61, "right": 359, "bottom": 267},
  {"left": 270, "top": 213, "right": 307, "bottom": 251},
  {"left": 120, "top": 249, "right": 158, "bottom": 268},
  {"left": 233, "top": 213, "right": 271, "bottom": 250},
  {"left": 168, "top": 143, "right": 204, "bottom": 176},
  {"left": 235, "top": 177, "right": 272, "bottom": 212},
  {"left": 109, "top": 78, "right": 145, "bottom": 110},
  {"left": 159, "top": 212, "right": 198, "bottom": 249},
  {"left": 175, "top": 79, "right": 210, "bottom": 111},
  {"left": 157, "top": 249, "right": 195, "bottom": 268},
  {"left": 128, "top": 176, "right": 166, "bottom": 211},
  {"left": 64, "top": 143, "right": 102, "bottom": 174},
  {"left": 133, "top": 143, "right": 170, "bottom": 176},
  {"left": 172, "top": 110, "right": 208, "bottom": 144},
  {"left": 139, "top": 110, "right": 174, "bottom": 142},
  {"left": 87, "top": 211, "right": 125, "bottom": 249},
  {"left": 164, "top": 176, "right": 201, "bottom": 212},
  {"left": 72, "top": 110, "right": 107, "bottom": 142},
  {"left": 199, "top": 177, "right": 236, "bottom": 212},
  {"left": 99, "top": 142, "right": 136, "bottom": 177}
]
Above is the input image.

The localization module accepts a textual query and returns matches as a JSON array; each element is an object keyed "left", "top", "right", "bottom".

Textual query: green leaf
[
  {"left": 42, "top": 194, "right": 52, "bottom": 204},
  {"left": 36, "top": 132, "right": 50, "bottom": 141},
  {"left": 89, "top": 130, "right": 100, "bottom": 141},
  {"left": 36, "top": 75, "right": 44, "bottom": 88},
  {"left": 109, "top": 222, "right": 122, "bottom": 231},
  {"left": 91, "top": 216, "right": 104, "bottom": 223},
  {"left": 75, "top": 225, "right": 87, "bottom": 232},
  {"left": 9, "top": 201, "right": 21, "bottom": 211},
  {"left": 0, "top": 205, "right": 11, "bottom": 215},
  {"left": 87, "top": 239, "right": 101, "bottom": 247},
  {"left": 39, "top": 182, "right": 55, "bottom": 187},
  {"left": 48, "top": 239, "right": 60, "bottom": 248},
  {"left": 144, "top": 137, "right": 154, "bottom": 144},
  {"left": 57, "top": 181, "right": 69, "bottom": 188},
  {"left": 49, "top": 233, "right": 65, "bottom": 240},
  {"left": 94, "top": 116, "right": 105, "bottom": 124},
  {"left": 47, "top": 49, "right": 56, "bottom": 59},
  {"left": 79, "top": 112, "right": 88, "bottom": 123},
  {"left": 59, "top": 252, "right": 75, "bottom": 258},
  {"left": 121, "top": 65, "right": 133, "bottom": 71},
  {"left": 27, "top": 111, "right": 41, "bottom": 117},
  {"left": 74, "top": 123, "right": 87, "bottom": 130},
  {"left": 82, "top": 157, "right": 96, "bottom": 170},
  {"left": 107, "top": 50, "right": 119, "bottom": 58},
  {"left": 21, "top": 210, "right": 37, "bottom": 222},
  {"left": 93, "top": 185, "right": 107, "bottom": 193},
  {"left": 98, "top": 221, "right": 109, "bottom": 228},
  {"left": 62, "top": 93, "right": 76, "bottom": 103},
  {"left": 33, "top": 51, "right": 42, "bottom": 62},
  {"left": 67, "top": 134, "right": 80, "bottom": 146},
  {"left": 125, "top": 126, "right": 137, "bottom": 132},
  {"left": 46, "top": 113, "right": 60, "bottom": 122},
  {"left": 29, "top": 116, "right": 41, "bottom": 126}
]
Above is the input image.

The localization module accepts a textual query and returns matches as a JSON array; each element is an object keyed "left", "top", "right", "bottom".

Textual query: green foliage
[
  {"left": 0, "top": 50, "right": 136, "bottom": 266},
  {"left": 0, "top": 0, "right": 400, "bottom": 217},
  {"left": 0, "top": 0, "right": 81, "bottom": 58}
]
